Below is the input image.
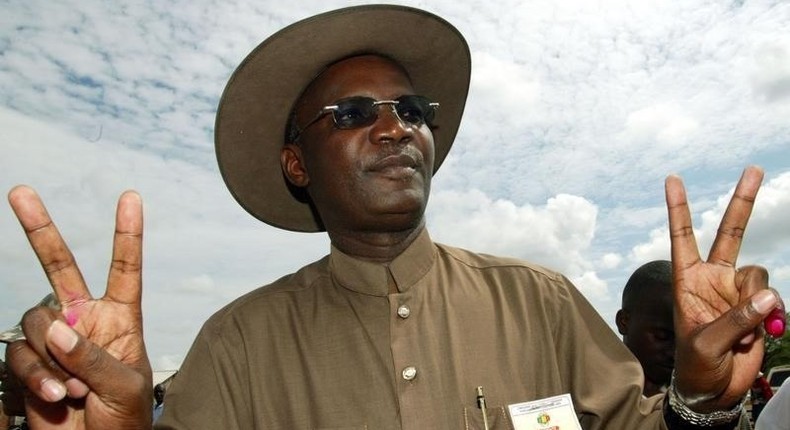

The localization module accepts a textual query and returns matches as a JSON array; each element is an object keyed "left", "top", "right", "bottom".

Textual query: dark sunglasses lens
[
  {"left": 333, "top": 98, "right": 377, "bottom": 129},
  {"left": 396, "top": 96, "right": 435, "bottom": 124}
]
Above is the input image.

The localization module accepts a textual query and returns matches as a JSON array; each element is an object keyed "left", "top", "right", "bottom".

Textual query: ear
[
  {"left": 615, "top": 309, "right": 629, "bottom": 336},
  {"left": 281, "top": 144, "right": 309, "bottom": 187}
]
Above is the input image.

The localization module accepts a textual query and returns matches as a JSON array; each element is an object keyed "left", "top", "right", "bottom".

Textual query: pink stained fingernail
[{"left": 765, "top": 308, "right": 786, "bottom": 338}]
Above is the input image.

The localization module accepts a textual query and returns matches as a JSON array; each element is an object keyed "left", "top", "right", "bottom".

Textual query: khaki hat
[{"left": 215, "top": 4, "right": 471, "bottom": 232}]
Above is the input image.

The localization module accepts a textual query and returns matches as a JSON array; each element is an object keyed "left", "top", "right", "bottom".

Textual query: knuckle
[
  {"left": 40, "top": 255, "right": 76, "bottom": 276},
  {"left": 728, "top": 305, "right": 758, "bottom": 331},
  {"left": 111, "top": 257, "right": 142, "bottom": 273},
  {"left": 717, "top": 225, "right": 746, "bottom": 239},
  {"left": 670, "top": 226, "right": 695, "bottom": 238},
  {"left": 5, "top": 340, "right": 28, "bottom": 360},
  {"left": 79, "top": 343, "right": 109, "bottom": 374}
]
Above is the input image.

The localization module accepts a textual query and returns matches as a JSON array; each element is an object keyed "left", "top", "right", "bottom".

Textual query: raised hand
[
  {"left": 4, "top": 185, "right": 152, "bottom": 429},
  {"left": 666, "top": 166, "right": 784, "bottom": 411}
]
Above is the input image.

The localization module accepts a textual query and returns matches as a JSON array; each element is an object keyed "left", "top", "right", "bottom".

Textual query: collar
[{"left": 329, "top": 228, "right": 436, "bottom": 296}]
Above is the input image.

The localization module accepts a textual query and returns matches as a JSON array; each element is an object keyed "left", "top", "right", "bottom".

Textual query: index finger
[
  {"left": 8, "top": 185, "right": 91, "bottom": 304},
  {"left": 665, "top": 174, "right": 701, "bottom": 271},
  {"left": 706, "top": 166, "right": 763, "bottom": 266}
]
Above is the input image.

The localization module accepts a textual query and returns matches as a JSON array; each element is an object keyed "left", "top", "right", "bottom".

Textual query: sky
[{"left": 1, "top": 0, "right": 789, "bottom": 371}]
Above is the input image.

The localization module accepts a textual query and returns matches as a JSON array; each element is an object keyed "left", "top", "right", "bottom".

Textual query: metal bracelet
[{"left": 667, "top": 371, "right": 744, "bottom": 426}]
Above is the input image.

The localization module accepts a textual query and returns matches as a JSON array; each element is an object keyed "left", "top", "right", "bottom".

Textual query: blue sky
[{"left": 2, "top": 0, "right": 789, "bottom": 370}]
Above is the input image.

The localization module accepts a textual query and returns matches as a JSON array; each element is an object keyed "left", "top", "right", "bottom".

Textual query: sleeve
[
  {"left": 154, "top": 314, "right": 253, "bottom": 430},
  {"left": 755, "top": 378, "right": 790, "bottom": 429},
  {"left": 551, "top": 276, "right": 669, "bottom": 430}
]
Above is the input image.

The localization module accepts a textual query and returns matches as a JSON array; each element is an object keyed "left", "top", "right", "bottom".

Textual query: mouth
[{"left": 368, "top": 153, "right": 421, "bottom": 177}]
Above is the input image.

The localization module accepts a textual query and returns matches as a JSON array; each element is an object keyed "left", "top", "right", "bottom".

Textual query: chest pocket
[{"left": 463, "top": 405, "right": 514, "bottom": 430}]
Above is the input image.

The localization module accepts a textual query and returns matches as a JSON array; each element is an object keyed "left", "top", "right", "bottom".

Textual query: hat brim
[{"left": 215, "top": 5, "right": 471, "bottom": 232}]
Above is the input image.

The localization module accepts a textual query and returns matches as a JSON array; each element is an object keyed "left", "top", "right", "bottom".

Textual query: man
[
  {"left": 3, "top": 5, "right": 785, "bottom": 430},
  {"left": 616, "top": 260, "right": 675, "bottom": 397}
]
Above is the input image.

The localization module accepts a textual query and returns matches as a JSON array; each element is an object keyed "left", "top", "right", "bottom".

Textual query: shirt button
[
  {"left": 402, "top": 366, "right": 418, "bottom": 381},
  {"left": 397, "top": 305, "right": 411, "bottom": 319}
]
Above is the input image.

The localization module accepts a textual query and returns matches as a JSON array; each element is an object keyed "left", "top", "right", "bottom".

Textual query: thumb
[
  {"left": 46, "top": 320, "right": 151, "bottom": 406},
  {"left": 706, "top": 289, "right": 779, "bottom": 351}
]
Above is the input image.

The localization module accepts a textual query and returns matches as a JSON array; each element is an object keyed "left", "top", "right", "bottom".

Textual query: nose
[{"left": 370, "top": 104, "right": 413, "bottom": 144}]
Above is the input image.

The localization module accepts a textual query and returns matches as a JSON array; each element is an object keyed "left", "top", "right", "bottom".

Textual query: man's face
[
  {"left": 618, "top": 296, "right": 675, "bottom": 390},
  {"left": 283, "top": 55, "right": 435, "bottom": 234}
]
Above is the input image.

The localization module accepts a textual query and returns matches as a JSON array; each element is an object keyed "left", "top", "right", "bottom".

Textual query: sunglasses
[{"left": 292, "top": 95, "right": 439, "bottom": 142}]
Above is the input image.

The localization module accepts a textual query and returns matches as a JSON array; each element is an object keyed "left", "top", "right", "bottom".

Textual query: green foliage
[{"left": 763, "top": 312, "right": 790, "bottom": 372}]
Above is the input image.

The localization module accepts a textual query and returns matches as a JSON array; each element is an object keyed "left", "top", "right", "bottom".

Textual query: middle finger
[{"left": 706, "top": 166, "right": 763, "bottom": 266}]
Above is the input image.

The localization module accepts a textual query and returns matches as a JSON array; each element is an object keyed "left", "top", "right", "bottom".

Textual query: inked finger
[
  {"left": 706, "top": 166, "right": 763, "bottom": 266},
  {"left": 8, "top": 185, "right": 92, "bottom": 303}
]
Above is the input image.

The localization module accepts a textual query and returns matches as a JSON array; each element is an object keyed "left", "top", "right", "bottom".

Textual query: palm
[{"left": 675, "top": 263, "right": 763, "bottom": 399}]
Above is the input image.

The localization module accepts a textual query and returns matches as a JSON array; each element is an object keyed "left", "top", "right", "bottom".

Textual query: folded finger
[
  {"left": 19, "top": 307, "right": 82, "bottom": 393},
  {"left": 5, "top": 340, "right": 68, "bottom": 403},
  {"left": 44, "top": 319, "right": 152, "bottom": 412}
]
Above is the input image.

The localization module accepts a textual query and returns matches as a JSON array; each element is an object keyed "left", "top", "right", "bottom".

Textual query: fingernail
[
  {"left": 41, "top": 378, "right": 67, "bottom": 402},
  {"left": 752, "top": 290, "right": 778, "bottom": 314},
  {"left": 48, "top": 320, "right": 78, "bottom": 353},
  {"left": 65, "top": 377, "right": 90, "bottom": 398}
]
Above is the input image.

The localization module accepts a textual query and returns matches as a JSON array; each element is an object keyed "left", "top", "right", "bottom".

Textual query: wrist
[{"left": 664, "top": 371, "right": 744, "bottom": 428}]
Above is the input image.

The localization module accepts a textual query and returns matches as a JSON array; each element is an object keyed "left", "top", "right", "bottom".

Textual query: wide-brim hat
[{"left": 215, "top": 4, "right": 471, "bottom": 232}]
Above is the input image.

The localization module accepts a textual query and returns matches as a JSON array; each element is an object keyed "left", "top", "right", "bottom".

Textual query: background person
[
  {"left": 616, "top": 260, "right": 675, "bottom": 397},
  {"left": 755, "top": 377, "right": 790, "bottom": 429}
]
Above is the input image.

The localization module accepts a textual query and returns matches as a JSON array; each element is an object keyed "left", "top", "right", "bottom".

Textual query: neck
[{"left": 328, "top": 219, "right": 425, "bottom": 263}]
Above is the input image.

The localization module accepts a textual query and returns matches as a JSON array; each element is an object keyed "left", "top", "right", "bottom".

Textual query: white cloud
[
  {"left": 570, "top": 271, "right": 611, "bottom": 301},
  {"left": 623, "top": 103, "right": 700, "bottom": 148},
  {"left": 428, "top": 189, "right": 598, "bottom": 275},
  {"left": 600, "top": 253, "right": 623, "bottom": 270},
  {"left": 630, "top": 227, "right": 672, "bottom": 263}
]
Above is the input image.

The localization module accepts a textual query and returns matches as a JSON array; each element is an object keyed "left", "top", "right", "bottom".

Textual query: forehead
[
  {"left": 300, "top": 55, "right": 415, "bottom": 105},
  {"left": 630, "top": 297, "right": 674, "bottom": 323}
]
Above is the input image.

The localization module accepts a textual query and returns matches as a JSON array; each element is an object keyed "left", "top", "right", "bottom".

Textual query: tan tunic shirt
[{"left": 156, "top": 229, "right": 667, "bottom": 429}]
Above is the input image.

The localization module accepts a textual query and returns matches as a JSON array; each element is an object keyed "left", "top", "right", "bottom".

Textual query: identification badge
[{"left": 508, "top": 393, "right": 583, "bottom": 430}]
